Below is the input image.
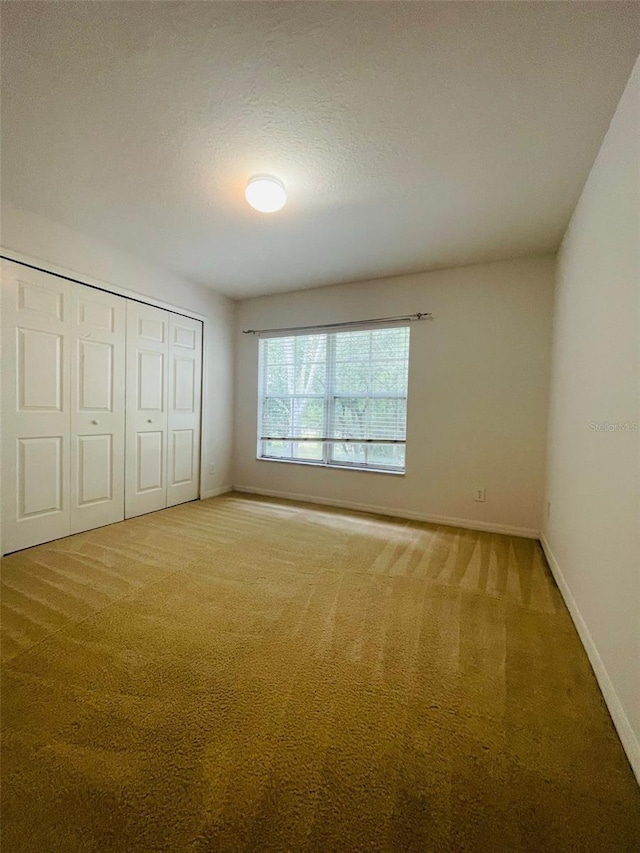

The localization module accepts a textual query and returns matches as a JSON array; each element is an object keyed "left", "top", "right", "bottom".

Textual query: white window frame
[{"left": 256, "top": 324, "right": 409, "bottom": 474}]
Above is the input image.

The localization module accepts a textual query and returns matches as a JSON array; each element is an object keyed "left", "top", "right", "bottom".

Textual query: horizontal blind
[{"left": 258, "top": 325, "right": 410, "bottom": 471}]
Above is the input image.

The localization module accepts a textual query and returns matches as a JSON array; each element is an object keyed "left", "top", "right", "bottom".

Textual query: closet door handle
[
  {"left": 147, "top": 419, "right": 152, "bottom": 423},
  {"left": 91, "top": 419, "right": 100, "bottom": 425}
]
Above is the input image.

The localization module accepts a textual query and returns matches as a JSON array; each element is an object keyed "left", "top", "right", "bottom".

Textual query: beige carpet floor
[{"left": 1, "top": 493, "right": 639, "bottom": 852}]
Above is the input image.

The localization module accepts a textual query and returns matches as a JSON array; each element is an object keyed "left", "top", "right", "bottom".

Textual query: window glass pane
[
  {"left": 334, "top": 330, "right": 370, "bottom": 362},
  {"left": 365, "top": 398, "right": 407, "bottom": 439},
  {"left": 332, "top": 397, "right": 367, "bottom": 439},
  {"left": 331, "top": 441, "right": 366, "bottom": 466},
  {"left": 294, "top": 335, "right": 327, "bottom": 394},
  {"left": 366, "top": 444, "right": 406, "bottom": 469},
  {"left": 295, "top": 333, "right": 327, "bottom": 362},
  {"left": 371, "top": 327, "right": 408, "bottom": 359},
  {"left": 292, "top": 397, "right": 324, "bottom": 438},
  {"left": 291, "top": 441, "right": 323, "bottom": 462},
  {"left": 263, "top": 440, "right": 293, "bottom": 458},
  {"left": 265, "top": 337, "right": 295, "bottom": 365},
  {"left": 262, "top": 397, "right": 292, "bottom": 436},
  {"left": 370, "top": 361, "right": 407, "bottom": 394},
  {"left": 294, "top": 363, "right": 326, "bottom": 395},
  {"left": 332, "top": 397, "right": 406, "bottom": 441},
  {"left": 266, "top": 364, "right": 294, "bottom": 396},
  {"left": 334, "top": 359, "right": 369, "bottom": 394}
]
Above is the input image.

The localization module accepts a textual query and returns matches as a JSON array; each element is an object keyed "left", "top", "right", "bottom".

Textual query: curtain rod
[
  {"left": 242, "top": 312, "right": 431, "bottom": 335},
  {"left": 260, "top": 437, "right": 404, "bottom": 444}
]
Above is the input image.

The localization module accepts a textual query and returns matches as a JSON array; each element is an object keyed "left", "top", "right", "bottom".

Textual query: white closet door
[
  {"left": 166, "top": 314, "right": 202, "bottom": 507},
  {"left": 1, "top": 260, "right": 71, "bottom": 553},
  {"left": 70, "top": 284, "right": 126, "bottom": 534},
  {"left": 125, "top": 301, "right": 169, "bottom": 518}
]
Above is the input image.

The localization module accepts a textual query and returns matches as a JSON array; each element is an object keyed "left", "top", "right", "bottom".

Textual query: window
[{"left": 258, "top": 324, "right": 410, "bottom": 472}]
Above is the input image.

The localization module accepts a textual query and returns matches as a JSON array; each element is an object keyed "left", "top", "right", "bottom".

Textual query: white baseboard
[
  {"left": 200, "top": 485, "right": 234, "bottom": 500},
  {"left": 232, "top": 484, "right": 539, "bottom": 538},
  {"left": 540, "top": 531, "right": 640, "bottom": 784}
]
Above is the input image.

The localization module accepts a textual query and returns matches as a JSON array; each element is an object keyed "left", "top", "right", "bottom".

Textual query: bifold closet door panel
[
  {"left": 166, "top": 314, "right": 203, "bottom": 507},
  {"left": 70, "top": 284, "right": 126, "bottom": 534},
  {"left": 1, "top": 261, "right": 203, "bottom": 552},
  {"left": 125, "top": 301, "right": 169, "bottom": 519},
  {"left": 1, "top": 260, "right": 72, "bottom": 553}
]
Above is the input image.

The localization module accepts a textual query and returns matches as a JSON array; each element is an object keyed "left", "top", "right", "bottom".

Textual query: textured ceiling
[{"left": 2, "top": 2, "right": 639, "bottom": 299}]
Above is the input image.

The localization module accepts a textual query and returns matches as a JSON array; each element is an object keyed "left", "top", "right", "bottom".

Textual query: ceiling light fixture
[{"left": 245, "top": 175, "right": 287, "bottom": 213}]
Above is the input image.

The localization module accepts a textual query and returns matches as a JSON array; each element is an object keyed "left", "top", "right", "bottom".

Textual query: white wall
[
  {"left": 0, "top": 203, "right": 235, "bottom": 498},
  {"left": 235, "top": 256, "right": 555, "bottom": 536},
  {"left": 542, "top": 57, "right": 640, "bottom": 778}
]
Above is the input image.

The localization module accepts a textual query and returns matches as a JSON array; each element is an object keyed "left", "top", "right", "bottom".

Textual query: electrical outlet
[
  {"left": 208, "top": 464, "right": 215, "bottom": 475},
  {"left": 474, "top": 487, "right": 486, "bottom": 502}
]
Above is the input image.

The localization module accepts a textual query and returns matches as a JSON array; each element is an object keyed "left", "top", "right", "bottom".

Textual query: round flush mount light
[{"left": 245, "top": 175, "right": 287, "bottom": 213}]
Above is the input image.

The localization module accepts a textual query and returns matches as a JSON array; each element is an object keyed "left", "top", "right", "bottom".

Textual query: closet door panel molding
[
  {"left": 1, "top": 261, "right": 72, "bottom": 552},
  {"left": 167, "top": 314, "right": 202, "bottom": 507},
  {"left": 70, "top": 284, "right": 126, "bottom": 534},
  {"left": 125, "top": 301, "right": 169, "bottom": 519}
]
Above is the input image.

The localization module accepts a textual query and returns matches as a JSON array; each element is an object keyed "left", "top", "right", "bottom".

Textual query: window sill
[{"left": 256, "top": 456, "right": 405, "bottom": 476}]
